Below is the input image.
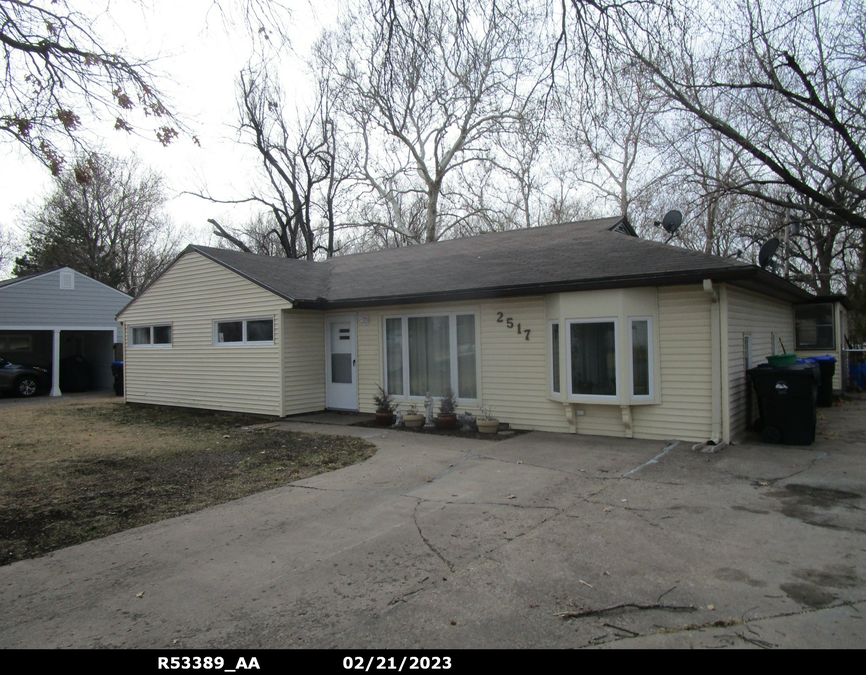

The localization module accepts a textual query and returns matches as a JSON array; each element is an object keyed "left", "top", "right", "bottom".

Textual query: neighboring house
[
  {"left": 117, "top": 217, "right": 838, "bottom": 443},
  {"left": 0, "top": 267, "right": 131, "bottom": 395}
]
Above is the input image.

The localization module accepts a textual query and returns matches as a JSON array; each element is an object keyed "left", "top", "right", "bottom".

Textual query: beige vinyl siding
[
  {"left": 726, "top": 285, "right": 795, "bottom": 439},
  {"left": 575, "top": 404, "right": 627, "bottom": 437},
  {"left": 120, "top": 252, "right": 291, "bottom": 416},
  {"left": 354, "top": 297, "right": 569, "bottom": 432},
  {"left": 630, "top": 286, "right": 714, "bottom": 442},
  {"left": 282, "top": 310, "right": 325, "bottom": 415}
]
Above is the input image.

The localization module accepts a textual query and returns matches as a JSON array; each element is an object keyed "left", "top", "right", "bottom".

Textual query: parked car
[{"left": 0, "top": 358, "right": 49, "bottom": 397}]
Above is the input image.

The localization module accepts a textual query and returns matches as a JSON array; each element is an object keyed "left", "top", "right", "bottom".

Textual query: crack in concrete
[
  {"left": 482, "top": 508, "right": 566, "bottom": 556},
  {"left": 722, "top": 452, "right": 830, "bottom": 486},
  {"left": 583, "top": 597, "right": 866, "bottom": 648},
  {"left": 289, "top": 482, "right": 568, "bottom": 513},
  {"left": 412, "top": 500, "right": 455, "bottom": 573}
]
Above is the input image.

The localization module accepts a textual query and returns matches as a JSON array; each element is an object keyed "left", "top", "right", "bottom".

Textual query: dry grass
[{"left": 0, "top": 400, "right": 376, "bottom": 565}]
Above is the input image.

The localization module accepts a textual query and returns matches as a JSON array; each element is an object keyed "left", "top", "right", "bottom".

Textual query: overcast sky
[{"left": 0, "top": 0, "right": 336, "bottom": 255}]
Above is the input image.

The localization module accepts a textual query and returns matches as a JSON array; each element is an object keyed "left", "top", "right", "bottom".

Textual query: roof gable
[{"left": 0, "top": 267, "right": 132, "bottom": 328}]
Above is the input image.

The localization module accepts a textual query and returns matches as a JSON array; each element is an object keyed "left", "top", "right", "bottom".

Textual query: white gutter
[{"left": 704, "top": 279, "right": 723, "bottom": 443}]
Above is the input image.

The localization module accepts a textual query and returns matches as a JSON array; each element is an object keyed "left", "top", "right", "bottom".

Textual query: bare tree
[
  {"left": 202, "top": 62, "right": 349, "bottom": 260},
  {"left": 0, "top": 1, "right": 300, "bottom": 175},
  {"left": 13, "top": 152, "right": 178, "bottom": 295},
  {"left": 565, "top": 0, "right": 866, "bottom": 234},
  {"left": 554, "top": 58, "right": 669, "bottom": 226},
  {"left": 0, "top": 223, "right": 20, "bottom": 275},
  {"left": 0, "top": 0, "right": 185, "bottom": 174},
  {"left": 329, "top": 0, "right": 544, "bottom": 244}
]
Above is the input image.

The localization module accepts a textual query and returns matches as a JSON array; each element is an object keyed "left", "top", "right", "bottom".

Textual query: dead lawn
[{"left": 0, "top": 400, "right": 376, "bottom": 565}]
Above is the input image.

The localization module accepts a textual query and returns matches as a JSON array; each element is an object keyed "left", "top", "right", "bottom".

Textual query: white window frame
[
  {"left": 628, "top": 316, "right": 654, "bottom": 401},
  {"left": 130, "top": 324, "right": 173, "bottom": 349},
  {"left": 383, "top": 311, "right": 479, "bottom": 402},
  {"left": 212, "top": 316, "right": 275, "bottom": 346},
  {"left": 549, "top": 320, "right": 560, "bottom": 396},
  {"left": 566, "top": 318, "right": 619, "bottom": 402}
]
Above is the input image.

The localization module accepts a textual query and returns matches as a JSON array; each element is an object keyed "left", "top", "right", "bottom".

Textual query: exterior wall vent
[{"left": 60, "top": 270, "right": 75, "bottom": 290}]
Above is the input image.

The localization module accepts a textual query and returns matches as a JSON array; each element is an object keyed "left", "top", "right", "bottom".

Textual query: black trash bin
[
  {"left": 60, "top": 354, "right": 91, "bottom": 392},
  {"left": 749, "top": 363, "right": 819, "bottom": 445},
  {"left": 805, "top": 355, "right": 836, "bottom": 407},
  {"left": 111, "top": 361, "right": 124, "bottom": 396}
]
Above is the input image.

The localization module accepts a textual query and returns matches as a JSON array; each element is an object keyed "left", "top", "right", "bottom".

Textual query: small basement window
[
  {"left": 214, "top": 317, "right": 274, "bottom": 346},
  {"left": 131, "top": 324, "right": 172, "bottom": 348},
  {"left": 795, "top": 303, "right": 835, "bottom": 350}
]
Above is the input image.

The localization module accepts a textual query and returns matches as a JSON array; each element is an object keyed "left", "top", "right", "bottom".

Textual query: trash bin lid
[{"left": 805, "top": 354, "right": 836, "bottom": 362}]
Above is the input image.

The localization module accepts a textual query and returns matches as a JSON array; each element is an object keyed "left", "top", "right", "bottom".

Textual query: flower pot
[
  {"left": 403, "top": 413, "right": 425, "bottom": 428},
  {"left": 476, "top": 419, "right": 500, "bottom": 434},
  {"left": 375, "top": 411, "right": 395, "bottom": 426},
  {"left": 436, "top": 413, "right": 457, "bottom": 430}
]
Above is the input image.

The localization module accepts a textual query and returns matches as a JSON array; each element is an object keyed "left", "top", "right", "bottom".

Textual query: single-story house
[
  {"left": 117, "top": 216, "right": 841, "bottom": 443},
  {"left": 0, "top": 267, "right": 131, "bottom": 395}
]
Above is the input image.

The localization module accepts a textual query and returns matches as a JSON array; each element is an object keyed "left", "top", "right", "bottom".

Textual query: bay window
[
  {"left": 557, "top": 316, "right": 655, "bottom": 403},
  {"left": 385, "top": 313, "right": 477, "bottom": 399},
  {"left": 629, "top": 317, "right": 652, "bottom": 398},
  {"left": 568, "top": 319, "right": 618, "bottom": 398},
  {"left": 550, "top": 321, "right": 560, "bottom": 395}
]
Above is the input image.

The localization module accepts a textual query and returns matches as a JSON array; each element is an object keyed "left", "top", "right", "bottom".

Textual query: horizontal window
[
  {"left": 213, "top": 317, "right": 274, "bottom": 346},
  {"left": 130, "top": 324, "right": 172, "bottom": 348},
  {"left": 385, "top": 313, "right": 477, "bottom": 400}
]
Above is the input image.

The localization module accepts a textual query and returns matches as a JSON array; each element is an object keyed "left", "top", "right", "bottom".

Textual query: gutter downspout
[
  {"left": 719, "top": 284, "right": 730, "bottom": 443},
  {"left": 704, "top": 279, "right": 723, "bottom": 443}
]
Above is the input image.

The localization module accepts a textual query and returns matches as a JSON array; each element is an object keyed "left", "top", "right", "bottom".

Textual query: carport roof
[{"left": 125, "top": 216, "right": 816, "bottom": 312}]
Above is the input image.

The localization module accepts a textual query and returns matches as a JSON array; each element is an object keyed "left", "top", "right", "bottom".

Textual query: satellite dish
[
  {"left": 661, "top": 210, "right": 683, "bottom": 234},
  {"left": 759, "top": 237, "right": 780, "bottom": 269}
]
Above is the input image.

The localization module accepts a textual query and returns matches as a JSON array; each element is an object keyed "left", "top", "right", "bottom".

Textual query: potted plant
[
  {"left": 403, "top": 403, "right": 425, "bottom": 428},
  {"left": 476, "top": 406, "right": 500, "bottom": 434},
  {"left": 436, "top": 389, "right": 458, "bottom": 430},
  {"left": 373, "top": 385, "right": 396, "bottom": 426}
]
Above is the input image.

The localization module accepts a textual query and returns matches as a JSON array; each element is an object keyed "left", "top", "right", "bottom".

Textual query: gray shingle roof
[{"left": 183, "top": 217, "right": 809, "bottom": 308}]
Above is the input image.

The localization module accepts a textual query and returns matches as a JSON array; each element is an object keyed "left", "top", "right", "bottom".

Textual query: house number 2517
[{"left": 496, "top": 312, "right": 530, "bottom": 340}]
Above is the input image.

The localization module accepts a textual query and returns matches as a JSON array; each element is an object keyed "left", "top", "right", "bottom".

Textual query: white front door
[{"left": 326, "top": 315, "right": 358, "bottom": 410}]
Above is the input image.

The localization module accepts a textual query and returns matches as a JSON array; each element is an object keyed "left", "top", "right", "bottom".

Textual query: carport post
[{"left": 50, "top": 329, "right": 61, "bottom": 397}]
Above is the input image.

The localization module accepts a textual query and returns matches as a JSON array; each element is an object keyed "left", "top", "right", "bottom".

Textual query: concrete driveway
[{"left": 1, "top": 401, "right": 865, "bottom": 649}]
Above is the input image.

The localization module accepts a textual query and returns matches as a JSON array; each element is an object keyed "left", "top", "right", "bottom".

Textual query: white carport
[{"left": 0, "top": 268, "right": 130, "bottom": 396}]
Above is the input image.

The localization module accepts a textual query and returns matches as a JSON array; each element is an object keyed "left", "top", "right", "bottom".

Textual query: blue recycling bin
[{"left": 804, "top": 355, "right": 836, "bottom": 407}]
